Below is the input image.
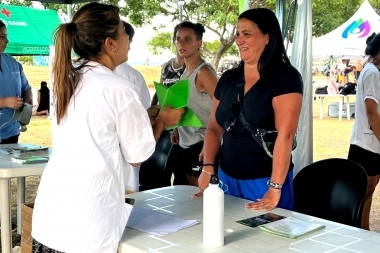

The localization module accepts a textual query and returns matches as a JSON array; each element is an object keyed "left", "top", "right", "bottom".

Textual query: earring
[{"left": 113, "top": 48, "right": 117, "bottom": 51}]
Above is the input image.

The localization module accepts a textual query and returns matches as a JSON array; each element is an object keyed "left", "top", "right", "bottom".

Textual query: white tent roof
[{"left": 313, "top": 0, "right": 380, "bottom": 59}]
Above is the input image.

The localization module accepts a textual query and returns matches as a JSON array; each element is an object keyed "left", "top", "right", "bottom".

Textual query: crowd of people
[{"left": 1, "top": 2, "right": 379, "bottom": 252}]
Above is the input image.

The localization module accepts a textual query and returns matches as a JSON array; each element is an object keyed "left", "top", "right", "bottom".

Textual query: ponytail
[{"left": 53, "top": 23, "right": 81, "bottom": 124}]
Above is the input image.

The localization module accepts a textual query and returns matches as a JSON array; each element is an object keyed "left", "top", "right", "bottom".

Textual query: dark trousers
[
  {"left": 0, "top": 134, "right": 19, "bottom": 144},
  {"left": 166, "top": 144, "right": 190, "bottom": 185}
]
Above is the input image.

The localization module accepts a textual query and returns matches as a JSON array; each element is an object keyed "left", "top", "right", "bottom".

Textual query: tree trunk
[{"left": 212, "top": 37, "right": 237, "bottom": 71}]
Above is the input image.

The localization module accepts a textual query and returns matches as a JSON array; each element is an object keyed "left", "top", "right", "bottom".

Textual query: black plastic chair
[
  {"left": 139, "top": 130, "right": 173, "bottom": 191},
  {"left": 293, "top": 158, "right": 368, "bottom": 228}
]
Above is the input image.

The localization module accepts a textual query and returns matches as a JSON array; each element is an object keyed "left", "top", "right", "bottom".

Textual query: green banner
[{"left": 0, "top": 5, "right": 61, "bottom": 55}]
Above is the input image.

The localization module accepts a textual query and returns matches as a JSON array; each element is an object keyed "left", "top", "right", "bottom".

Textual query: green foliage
[
  {"left": 147, "top": 32, "right": 173, "bottom": 55},
  {"left": 3, "top": 0, "right": 32, "bottom": 6},
  {"left": 19, "top": 55, "right": 32, "bottom": 63},
  {"left": 312, "top": 0, "right": 362, "bottom": 37},
  {"left": 8, "top": 0, "right": 380, "bottom": 65},
  {"left": 204, "top": 40, "right": 239, "bottom": 57}
]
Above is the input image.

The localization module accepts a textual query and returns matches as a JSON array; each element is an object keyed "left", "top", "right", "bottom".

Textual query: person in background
[
  {"left": 167, "top": 21, "right": 218, "bottom": 186},
  {"left": 34, "top": 81, "right": 50, "bottom": 116},
  {"left": 0, "top": 20, "right": 33, "bottom": 144},
  {"left": 354, "top": 59, "right": 363, "bottom": 82},
  {"left": 195, "top": 8, "right": 303, "bottom": 211},
  {"left": 324, "top": 66, "right": 330, "bottom": 81},
  {"left": 150, "top": 28, "right": 185, "bottom": 106},
  {"left": 150, "top": 27, "right": 188, "bottom": 187},
  {"left": 115, "top": 21, "right": 152, "bottom": 193},
  {"left": 348, "top": 32, "right": 380, "bottom": 230},
  {"left": 115, "top": 21, "right": 151, "bottom": 110},
  {"left": 339, "top": 59, "right": 353, "bottom": 84},
  {"left": 31, "top": 3, "right": 183, "bottom": 252}
]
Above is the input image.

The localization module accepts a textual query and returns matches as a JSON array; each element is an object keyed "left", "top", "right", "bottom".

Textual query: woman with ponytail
[{"left": 32, "top": 3, "right": 183, "bottom": 252}]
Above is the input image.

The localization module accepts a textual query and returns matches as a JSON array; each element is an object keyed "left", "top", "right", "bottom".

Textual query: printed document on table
[
  {"left": 259, "top": 216, "right": 326, "bottom": 239},
  {"left": 126, "top": 206, "right": 199, "bottom": 236}
]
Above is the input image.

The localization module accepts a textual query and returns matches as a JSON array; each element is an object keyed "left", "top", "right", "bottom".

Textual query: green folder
[{"left": 154, "top": 80, "right": 203, "bottom": 129}]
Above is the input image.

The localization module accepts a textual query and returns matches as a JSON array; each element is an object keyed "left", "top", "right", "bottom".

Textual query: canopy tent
[
  {"left": 0, "top": 4, "right": 61, "bottom": 55},
  {"left": 313, "top": 0, "right": 380, "bottom": 59}
]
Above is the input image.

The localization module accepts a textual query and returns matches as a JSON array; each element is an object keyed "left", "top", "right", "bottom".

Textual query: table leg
[
  {"left": 319, "top": 97, "right": 324, "bottom": 119},
  {"left": 347, "top": 96, "right": 351, "bottom": 120},
  {"left": 17, "top": 177, "right": 25, "bottom": 234},
  {"left": 339, "top": 97, "right": 343, "bottom": 122},
  {"left": 0, "top": 178, "right": 12, "bottom": 253}
]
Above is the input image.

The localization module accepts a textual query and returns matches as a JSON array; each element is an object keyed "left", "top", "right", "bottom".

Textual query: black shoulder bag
[{"left": 237, "top": 83, "right": 297, "bottom": 158}]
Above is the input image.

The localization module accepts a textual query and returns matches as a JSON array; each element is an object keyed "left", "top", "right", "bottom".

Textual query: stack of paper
[
  {"left": 126, "top": 206, "right": 199, "bottom": 236},
  {"left": 11, "top": 155, "right": 49, "bottom": 164},
  {"left": 259, "top": 216, "right": 326, "bottom": 239}
]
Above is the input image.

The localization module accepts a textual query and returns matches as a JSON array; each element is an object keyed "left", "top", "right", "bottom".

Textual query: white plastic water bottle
[{"left": 203, "top": 174, "right": 224, "bottom": 247}]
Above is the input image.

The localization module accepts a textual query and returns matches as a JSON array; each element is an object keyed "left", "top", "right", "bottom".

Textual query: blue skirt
[{"left": 217, "top": 168, "right": 294, "bottom": 210}]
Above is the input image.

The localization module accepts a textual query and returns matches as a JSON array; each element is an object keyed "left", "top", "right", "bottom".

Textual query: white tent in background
[{"left": 313, "top": 0, "right": 380, "bottom": 59}]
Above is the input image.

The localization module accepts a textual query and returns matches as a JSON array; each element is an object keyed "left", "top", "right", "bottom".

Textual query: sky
[{"left": 122, "top": 15, "right": 176, "bottom": 67}]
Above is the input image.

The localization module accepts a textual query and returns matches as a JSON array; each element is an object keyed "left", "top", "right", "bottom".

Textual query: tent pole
[
  {"left": 290, "top": 0, "right": 313, "bottom": 176},
  {"left": 67, "top": 4, "right": 72, "bottom": 21}
]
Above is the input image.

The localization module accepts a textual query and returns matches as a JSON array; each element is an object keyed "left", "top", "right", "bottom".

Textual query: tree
[
  {"left": 124, "top": 0, "right": 243, "bottom": 69},
  {"left": 204, "top": 40, "right": 239, "bottom": 59},
  {"left": 312, "top": 0, "right": 362, "bottom": 37},
  {"left": 4, "top": 0, "right": 32, "bottom": 6},
  {"left": 6, "top": 0, "right": 380, "bottom": 67},
  {"left": 147, "top": 32, "right": 172, "bottom": 55}
]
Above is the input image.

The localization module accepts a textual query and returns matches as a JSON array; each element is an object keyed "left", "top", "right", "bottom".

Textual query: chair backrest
[
  {"left": 293, "top": 158, "right": 368, "bottom": 228},
  {"left": 139, "top": 130, "right": 172, "bottom": 191}
]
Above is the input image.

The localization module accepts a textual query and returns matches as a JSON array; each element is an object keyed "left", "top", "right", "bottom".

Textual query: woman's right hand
[
  {"left": 171, "top": 128, "right": 179, "bottom": 145},
  {"left": 158, "top": 105, "right": 184, "bottom": 127},
  {"left": 5, "top": 97, "right": 23, "bottom": 109},
  {"left": 192, "top": 170, "right": 212, "bottom": 198}
]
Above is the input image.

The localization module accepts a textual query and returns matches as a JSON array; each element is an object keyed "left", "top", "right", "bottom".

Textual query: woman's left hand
[{"left": 245, "top": 188, "right": 281, "bottom": 211}]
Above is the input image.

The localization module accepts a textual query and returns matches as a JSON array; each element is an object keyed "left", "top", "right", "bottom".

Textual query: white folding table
[
  {"left": 119, "top": 185, "right": 380, "bottom": 253},
  {"left": 0, "top": 143, "right": 47, "bottom": 253},
  {"left": 313, "top": 94, "right": 356, "bottom": 121}
]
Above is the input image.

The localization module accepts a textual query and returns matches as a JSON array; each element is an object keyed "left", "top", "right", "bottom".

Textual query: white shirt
[
  {"left": 32, "top": 62, "right": 155, "bottom": 253},
  {"left": 350, "top": 62, "right": 380, "bottom": 153},
  {"left": 115, "top": 62, "right": 152, "bottom": 192},
  {"left": 338, "top": 63, "right": 347, "bottom": 73},
  {"left": 115, "top": 62, "right": 151, "bottom": 109}
]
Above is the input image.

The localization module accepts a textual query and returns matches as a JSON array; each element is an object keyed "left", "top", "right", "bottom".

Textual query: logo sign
[
  {"left": 0, "top": 7, "right": 27, "bottom": 27},
  {"left": 1, "top": 7, "right": 11, "bottom": 18},
  {"left": 342, "top": 18, "right": 371, "bottom": 39}
]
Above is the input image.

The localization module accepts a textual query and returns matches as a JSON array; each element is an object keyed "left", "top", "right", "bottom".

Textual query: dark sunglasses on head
[{"left": 224, "top": 101, "right": 241, "bottom": 132}]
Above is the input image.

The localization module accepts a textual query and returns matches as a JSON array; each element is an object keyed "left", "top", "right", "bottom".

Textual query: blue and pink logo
[{"left": 342, "top": 18, "right": 371, "bottom": 38}]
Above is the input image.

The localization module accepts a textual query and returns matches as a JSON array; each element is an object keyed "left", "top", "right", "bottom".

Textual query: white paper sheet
[{"left": 126, "top": 206, "right": 199, "bottom": 236}]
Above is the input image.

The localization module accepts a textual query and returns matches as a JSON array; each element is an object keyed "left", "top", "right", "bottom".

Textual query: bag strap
[
  {"left": 237, "top": 83, "right": 253, "bottom": 133},
  {"left": 237, "top": 83, "right": 277, "bottom": 158},
  {"left": 237, "top": 83, "right": 274, "bottom": 135}
]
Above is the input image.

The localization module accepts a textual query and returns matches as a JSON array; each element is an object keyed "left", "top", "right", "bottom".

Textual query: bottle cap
[{"left": 209, "top": 174, "right": 219, "bottom": 184}]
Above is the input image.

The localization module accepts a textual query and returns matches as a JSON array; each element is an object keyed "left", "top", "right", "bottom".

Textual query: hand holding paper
[
  {"left": 158, "top": 105, "right": 185, "bottom": 127},
  {"left": 154, "top": 80, "right": 203, "bottom": 129}
]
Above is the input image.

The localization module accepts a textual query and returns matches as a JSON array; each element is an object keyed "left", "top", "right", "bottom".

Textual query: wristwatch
[{"left": 267, "top": 180, "right": 283, "bottom": 189}]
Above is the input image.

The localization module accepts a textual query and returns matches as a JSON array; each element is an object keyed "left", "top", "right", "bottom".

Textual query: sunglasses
[{"left": 224, "top": 101, "right": 241, "bottom": 132}]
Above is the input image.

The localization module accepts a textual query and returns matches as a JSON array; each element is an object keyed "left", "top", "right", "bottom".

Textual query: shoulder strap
[{"left": 237, "top": 83, "right": 256, "bottom": 134}]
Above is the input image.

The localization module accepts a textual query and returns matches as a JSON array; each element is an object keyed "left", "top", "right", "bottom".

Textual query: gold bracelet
[{"left": 201, "top": 169, "right": 214, "bottom": 175}]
